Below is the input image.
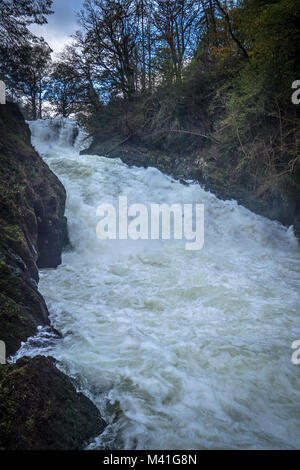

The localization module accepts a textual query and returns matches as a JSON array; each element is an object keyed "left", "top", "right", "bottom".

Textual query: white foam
[{"left": 26, "top": 118, "right": 300, "bottom": 450}]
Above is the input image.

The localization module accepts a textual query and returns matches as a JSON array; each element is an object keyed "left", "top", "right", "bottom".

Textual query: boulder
[{"left": 0, "top": 356, "right": 106, "bottom": 450}]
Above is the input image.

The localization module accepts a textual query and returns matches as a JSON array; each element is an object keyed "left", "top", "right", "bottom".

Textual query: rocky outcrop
[
  {"left": 0, "top": 356, "right": 106, "bottom": 450},
  {"left": 0, "top": 104, "right": 106, "bottom": 450},
  {"left": 0, "top": 103, "right": 68, "bottom": 356},
  {"left": 82, "top": 138, "right": 187, "bottom": 180}
]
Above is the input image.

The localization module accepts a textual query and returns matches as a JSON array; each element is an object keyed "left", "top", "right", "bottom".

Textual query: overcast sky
[{"left": 30, "top": 0, "right": 84, "bottom": 56}]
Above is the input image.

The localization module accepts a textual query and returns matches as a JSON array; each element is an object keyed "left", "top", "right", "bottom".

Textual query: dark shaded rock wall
[
  {"left": 0, "top": 104, "right": 106, "bottom": 450},
  {"left": 0, "top": 356, "right": 106, "bottom": 450},
  {"left": 0, "top": 103, "right": 67, "bottom": 356}
]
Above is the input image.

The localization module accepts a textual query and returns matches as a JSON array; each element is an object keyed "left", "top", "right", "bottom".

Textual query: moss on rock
[
  {"left": 0, "top": 103, "right": 69, "bottom": 355},
  {"left": 0, "top": 356, "right": 106, "bottom": 450},
  {"left": 0, "top": 104, "right": 107, "bottom": 450}
]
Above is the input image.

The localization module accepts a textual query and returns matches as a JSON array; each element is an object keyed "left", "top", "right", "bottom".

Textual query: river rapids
[{"left": 16, "top": 118, "right": 300, "bottom": 450}]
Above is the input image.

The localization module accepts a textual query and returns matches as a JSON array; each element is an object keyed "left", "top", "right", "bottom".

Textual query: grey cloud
[{"left": 30, "top": 0, "right": 84, "bottom": 54}]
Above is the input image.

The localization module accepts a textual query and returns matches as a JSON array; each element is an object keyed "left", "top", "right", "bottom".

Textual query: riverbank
[{"left": 0, "top": 103, "right": 106, "bottom": 450}]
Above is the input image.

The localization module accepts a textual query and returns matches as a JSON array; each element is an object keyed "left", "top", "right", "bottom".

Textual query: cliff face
[
  {"left": 0, "top": 356, "right": 106, "bottom": 450},
  {"left": 0, "top": 103, "right": 68, "bottom": 356},
  {"left": 0, "top": 104, "right": 105, "bottom": 450}
]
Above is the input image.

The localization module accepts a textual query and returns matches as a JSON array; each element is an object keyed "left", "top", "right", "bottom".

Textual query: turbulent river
[{"left": 19, "top": 118, "right": 300, "bottom": 449}]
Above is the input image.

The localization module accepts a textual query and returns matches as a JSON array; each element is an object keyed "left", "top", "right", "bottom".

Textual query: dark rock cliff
[
  {"left": 0, "top": 356, "right": 106, "bottom": 450},
  {"left": 0, "top": 103, "right": 68, "bottom": 356},
  {"left": 0, "top": 104, "right": 106, "bottom": 450}
]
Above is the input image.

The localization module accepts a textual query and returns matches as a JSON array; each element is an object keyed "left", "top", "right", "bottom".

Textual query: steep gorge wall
[
  {"left": 0, "top": 104, "right": 105, "bottom": 450},
  {"left": 0, "top": 103, "right": 68, "bottom": 355}
]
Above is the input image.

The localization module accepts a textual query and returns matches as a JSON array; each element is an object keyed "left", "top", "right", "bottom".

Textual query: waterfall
[{"left": 22, "top": 118, "right": 300, "bottom": 450}]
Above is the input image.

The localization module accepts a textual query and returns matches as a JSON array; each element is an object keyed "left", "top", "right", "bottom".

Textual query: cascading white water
[{"left": 22, "top": 118, "right": 300, "bottom": 449}]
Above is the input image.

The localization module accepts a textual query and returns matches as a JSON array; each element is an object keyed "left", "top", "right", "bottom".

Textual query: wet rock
[
  {"left": 0, "top": 105, "right": 106, "bottom": 451},
  {"left": 0, "top": 356, "right": 106, "bottom": 450},
  {"left": 0, "top": 103, "right": 69, "bottom": 355}
]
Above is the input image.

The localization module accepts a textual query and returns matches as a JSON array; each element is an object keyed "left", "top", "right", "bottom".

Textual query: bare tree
[
  {"left": 153, "top": 0, "right": 200, "bottom": 84},
  {"left": 78, "top": 0, "right": 140, "bottom": 99}
]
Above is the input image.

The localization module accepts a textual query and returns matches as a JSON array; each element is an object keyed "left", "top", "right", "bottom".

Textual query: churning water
[{"left": 24, "top": 119, "right": 300, "bottom": 449}]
